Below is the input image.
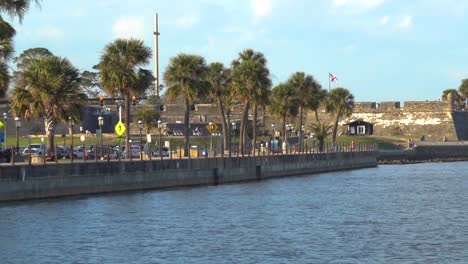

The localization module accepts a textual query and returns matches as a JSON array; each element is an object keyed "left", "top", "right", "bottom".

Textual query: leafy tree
[
  {"left": 231, "top": 49, "right": 271, "bottom": 155},
  {"left": 98, "top": 39, "right": 153, "bottom": 158},
  {"left": 326, "top": 87, "right": 354, "bottom": 145},
  {"left": 163, "top": 54, "right": 208, "bottom": 156},
  {"left": 9, "top": 55, "right": 86, "bottom": 152},
  {"left": 268, "top": 83, "right": 300, "bottom": 142},
  {"left": 135, "top": 108, "right": 161, "bottom": 134},
  {"left": 80, "top": 70, "right": 101, "bottom": 98},
  {"left": 286, "top": 72, "right": 321, "bottom": 152},
  {"left": 206, "top": 62, "right": 231, "bottom": 153},
  {"left": 13, "top": 47, "right": 53, "bottom": 72},
  {"left": 309, "top": 122, "right": 332, "bottom": 152}
]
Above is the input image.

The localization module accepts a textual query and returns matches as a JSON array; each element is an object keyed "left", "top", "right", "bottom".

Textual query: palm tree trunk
[
  {"left": 226, "top": 108, "right": 232, "bottom": 157},
  {"left": 299, "top": 105, "right": 303, "bottom": 152},
  {"left": 184, "top": 98, "right": 190, "bottom": 157},
  {"left": 124, "top": 94, "right": 131, "bottom": 158},
  {"left": 332, "top": 112, "right": 339, "bottom": 146},
  {"left": 282, "top": 114, "right": 286, "bottom": 143},
  {"left": 217, "top": 97, "right": 228, "bottom": 154},
  {"left": 239, "top": 101, "right": 249, "bottom": 155},
  {"left": 314, "top": 110, "right": 320, "bottom": 122},
  {"left": 252, "top": 103, "right": 257, "bottom": 156},
  {"left": 44, "top": 115, "right": 55, "bottom": 155}
]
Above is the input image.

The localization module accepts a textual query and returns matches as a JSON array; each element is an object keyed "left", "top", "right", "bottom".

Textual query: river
[{"left": 1, "top": 162, "right": 467, "bottom": 263}]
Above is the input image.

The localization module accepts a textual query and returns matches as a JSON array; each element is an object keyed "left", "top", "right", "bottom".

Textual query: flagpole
[{"left": 328, "top": 72, "right": 330, "bottom": 92}]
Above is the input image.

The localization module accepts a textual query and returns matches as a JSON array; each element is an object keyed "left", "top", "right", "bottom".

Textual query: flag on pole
[{"left": 329, "top": 73, "right": 338, "bottom": 82}]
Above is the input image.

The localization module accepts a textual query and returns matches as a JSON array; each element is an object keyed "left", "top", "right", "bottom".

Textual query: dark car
[
  {"left": 0, "top": 148, "right": 12, "bottom": 162},
  {"left": 153, "top": 147, "right": 169, "bottom": 157},
  {"left": 199, "top": 147, "right": 208, "bottom": 157}
]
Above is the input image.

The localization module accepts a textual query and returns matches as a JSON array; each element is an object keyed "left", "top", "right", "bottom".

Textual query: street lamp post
[
  {"left": 98, "top": 116, "right": 103, "bottom": 159},
  {"left": 209, "top": 121, "right": 214, "bottom": 153},
  {"left": 232, "top": 122, "right": 236, "bottom": 156},
  {"left": 69, "top": 116, "right": 74, "bottom": 162},
  {"left": 138, "top": 119, "right": 143, "bottom": 160},
  {"left": 271, "top": 123, "right": 275, "bottom": 154},
  {"left": 3, "top": 113, "right": 6, "bottom": 149},
  {"left": 14, "top": 117, "right": 20, "bottom": 155},
  {"left": 157, "top": 120, "right": 162, "bottom": 159},
  {"left": 80, "top": 134, "right": 86, "bottom": 162}
]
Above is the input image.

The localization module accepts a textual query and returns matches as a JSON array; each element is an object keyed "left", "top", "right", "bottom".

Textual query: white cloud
[
  {"left": 112, "top": 16, "right": 145, "bottom": 39},
  {"left": 398, "top": 15, "right": 413, "bottom": 28},
  {"left": 380, "top": 16, "right": 389, "bottom": 25},
  {"left": 35, "top": 26, "right": 64, "bottom": 41},
  {"left": 332, "top": 0, "right": 385, "bottom": 13},
  {"left": 175, "top": 15, "right": 200, "bottom": 29},
  {"left": 448, "top": 68, "right": 468, "bottom": 81},
  {"left": 251, "top": 0, "right": 272, "bottom": 17}
]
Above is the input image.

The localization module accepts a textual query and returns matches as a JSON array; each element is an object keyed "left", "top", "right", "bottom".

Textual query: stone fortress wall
[{"left": 302, "top": 96, "right": 466, "bottom": 141}]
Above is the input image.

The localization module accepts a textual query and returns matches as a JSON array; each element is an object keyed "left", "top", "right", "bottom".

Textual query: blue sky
[{"left": 8, "top": 0, "right": 468, "bottom": 102}]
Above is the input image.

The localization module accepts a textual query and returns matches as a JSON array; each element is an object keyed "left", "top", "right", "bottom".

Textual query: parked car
[
  {"left": 22, "top": 144, "right": 46, "bottom": 155},
  {"left": 199, "top": 147, "right": 208, "bottom": 157},
  {"left": 153, "top": 147, "right": 169, "bottom": 157},
  {"left": 0, "top": 148, "right": 12, "bottom": 162}
]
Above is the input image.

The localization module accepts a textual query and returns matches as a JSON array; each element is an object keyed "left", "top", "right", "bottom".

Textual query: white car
[{"left": 22, "top": 144, "right": 46, "bottom": 155}]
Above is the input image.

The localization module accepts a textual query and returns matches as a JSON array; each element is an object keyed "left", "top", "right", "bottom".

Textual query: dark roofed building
[{"left": 346, "top": 120, "right": 373, "bottom": 136}]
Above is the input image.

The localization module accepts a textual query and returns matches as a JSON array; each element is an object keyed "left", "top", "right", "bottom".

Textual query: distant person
[
  {"left": 420, "top": 135, "right": 425, "bottom": 141},
  {"left": 442, "top": 136, "right": 447, "bottom": 142}
]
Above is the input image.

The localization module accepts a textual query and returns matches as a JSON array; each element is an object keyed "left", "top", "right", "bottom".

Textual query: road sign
[
  {"left": 0, "top": 132, "right": 4, "bottom": 143},
  {"left": 80, "top": 135, "right": 85, "bottom": 142},
  {"left": 117, "top": 136, "right": 124, "bottom": 143},
  {"left": 0, "top": 120, "right": 4, "bottom": 129},
  {"left": 205, "top": 123, "right": 219, "bottom": 134},
  {"left": 115, "top": 121, "right": 126, "bottom": 136}
]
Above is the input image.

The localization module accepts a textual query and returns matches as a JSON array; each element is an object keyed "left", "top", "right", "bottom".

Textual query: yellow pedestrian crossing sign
[
  {"left": 205, "top": 123, "right": 218, "bottom": 134},
  {"left": 0, "top": 120, "right": 3, "bottom": 129},
  {"left": 115, "top": 120, "right": 126, "bottom": 136}
]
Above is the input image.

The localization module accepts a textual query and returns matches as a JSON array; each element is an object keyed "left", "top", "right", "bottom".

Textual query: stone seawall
[
  {"left": 378, "top": 144, "right": 468, "bottom": 163},
  {"left": 0, "top": 152, "right": 377, "bottom": 202}
]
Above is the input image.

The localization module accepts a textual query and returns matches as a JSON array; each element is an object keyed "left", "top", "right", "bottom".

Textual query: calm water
[{"left": 1, "top": 162, "right": 467, "bottom": 264}]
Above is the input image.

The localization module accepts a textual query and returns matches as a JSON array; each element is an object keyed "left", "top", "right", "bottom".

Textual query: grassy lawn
[{"left": 333, "top": 136, "right": 406, "bottom": 150}]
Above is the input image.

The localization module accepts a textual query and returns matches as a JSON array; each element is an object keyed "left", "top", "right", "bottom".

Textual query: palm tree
[
  {"left": 309, "top": 122, "right": 332, "bottom": 152},
  {"left": 268, "top": 83, "right": 300, "bottom": 143},
  {"left": 286, "top": 72, "right": 321, "bottom": 152},
  {"left": 458, "top": 79, "right": 468, "bottom": 108},
  {"left": 442, "top": 88, "right": 463, "bottom": 109},
  {"left": 326, "top": 87, "right": 354, "bottom": 145},
  {"left": 0, "top": 17, "right": 15, "bottom": 96},
  {"left": 0, "top": 0, "right": 40, "bottom": 22},
  {"left": 308, "top": 87, "right": 328, "bottom": 122},
  {"left": 231, "top": 49, "right": 271, "bottom": 155},
  {"left": 98, "top": 39, "right": 152, "bottom": 158},
  {"left": 0, "top": 0, "right": 40, "bottom": 96},
  {"left": 206, "top": 62, "right": 230, "bottom": 153},
  {"left": 9, "top": 55, "right": 86, "bottom": 153},
  {"left": 164, "top": 54, "right": 208, "bottom": 156}
]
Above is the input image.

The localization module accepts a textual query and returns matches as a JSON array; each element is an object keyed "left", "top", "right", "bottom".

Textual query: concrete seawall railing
[{"left": 0, "top": 151, "right": 378, "bottom": 202}]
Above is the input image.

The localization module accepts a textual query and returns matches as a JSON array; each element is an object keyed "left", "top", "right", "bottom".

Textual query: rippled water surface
[{"left": 1, "top": 162, "right": 468, "bottom": 263}]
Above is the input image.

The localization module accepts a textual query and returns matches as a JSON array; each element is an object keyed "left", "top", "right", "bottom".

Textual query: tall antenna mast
[{"left": 154, "top": 13, "right": 160, "bottom": 97}]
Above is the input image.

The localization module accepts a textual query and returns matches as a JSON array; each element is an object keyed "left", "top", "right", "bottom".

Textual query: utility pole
[{"left": 154, "top": 13, "right": 160, "bottom": 97}]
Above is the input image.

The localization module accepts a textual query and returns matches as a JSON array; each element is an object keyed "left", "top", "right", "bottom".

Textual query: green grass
[{"left": 333, "top": 136, "right": 406, "bottom": 150}]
